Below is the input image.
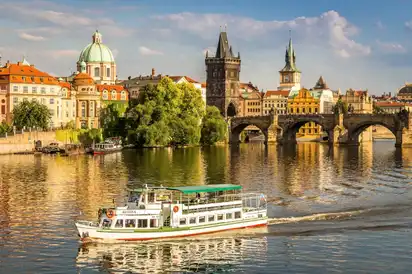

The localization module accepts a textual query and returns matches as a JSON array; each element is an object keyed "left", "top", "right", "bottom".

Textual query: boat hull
[
  {"left": 93, "top": 148, "right": 122, "bottom": 155},
  {"left": 76, "top": 218, "right": 267, "bottom": 242}
]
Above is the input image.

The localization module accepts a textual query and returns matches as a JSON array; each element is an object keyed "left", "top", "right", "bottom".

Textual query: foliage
[
  {"left": 332, "top": 98, "right": 348, "bottom": 115},
  {"left": 65, "top": 120, "right": 75, "bottom": 130},
  {"left": 125, "top": 77, "right": 206, "bottom": 147},
  {"left": 0, "top": 121, "right": 11, "bottom": 134},
  {"left": 78, "top": 128, "right": 103, "bottom": 146},
  {"left": 100, "top": 103, "right": 127, "bottom": 139},
  {"left": 55, "top": 129, "right": 80, "bottom": 144},
  {"left": 373, "top": 103, "right": 385, "bottom": 114},
  {"left": 200, "top": 106, "right": 227, "bottom": 145},
  {"left": 12, "top": 100, "right": 52, "bottom": 130}
]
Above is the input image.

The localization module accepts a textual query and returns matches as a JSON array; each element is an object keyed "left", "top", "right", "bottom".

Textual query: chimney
[
  {"left": 151, "top": 68, "right": 155, "bottom": 76},
  {"left": 389, "top": 92, "right": 392, "bottom": 97}
]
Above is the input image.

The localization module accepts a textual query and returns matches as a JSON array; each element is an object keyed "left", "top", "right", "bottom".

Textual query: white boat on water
[
  {"left": 92, "top": 138, "right": 122, "bottom": 155},
  {"left": 75, "top": 184, "right": 267, "bottom": 242}
]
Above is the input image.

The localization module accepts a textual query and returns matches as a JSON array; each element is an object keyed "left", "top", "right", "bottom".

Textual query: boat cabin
[{"left": 98, "top": 184, "right": 267, "bottom": 230}]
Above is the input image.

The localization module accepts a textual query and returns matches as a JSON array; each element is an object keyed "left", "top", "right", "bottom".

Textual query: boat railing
[
  {"left": 241, "top": 193, "right": 267, "bottom": 212},
  {"left": 76, "top": 220, "right": 99, "bottom": 227}
]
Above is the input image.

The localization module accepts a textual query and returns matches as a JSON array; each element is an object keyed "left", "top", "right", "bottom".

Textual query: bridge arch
[
  {"left": 281, "top": 118, "right": 333, "bottom": 144},
  {"left": 348, "top": 121, "right": 398, "bottom": 145},
  {"left": 230, "top": 122, "right": 268, "bottom": 144}
]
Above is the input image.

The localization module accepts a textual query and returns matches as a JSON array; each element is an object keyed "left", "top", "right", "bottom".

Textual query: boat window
[
  {"left": 226, "top": 213, "right": 233, "bottom": 220},
  {"left": 189, "top": 217, "right": 196, "bottom": 224},
  {"left": 199, "top": 216, "right": 205, "bottom": 223},
  {"left": 102, "top": 219, "right": 112, "bottom": 228},
  {"left": 217, "top": 214, "right": 223, "bottom": 221},
  {"left": 125, "top": 219, "right": 136, "bottom": 228},
  {"left": 180, "top": 218, "right": 186, "bottom": 225},
  {"left": 128, "top": 193, "right": 140, "bottom": 203},
  {"left": 138, "top": 219, "right": 148, "bottom": 228},
  {"left": 208, "top": 215, "right": 215, "bottom": 222},
  {"left": 235, "top": 212, "right": 241, "bottom": 219},
  {"left": 115, "top": 219, "right": 124, "bottom": 228},
  {"left": 148, "top": 193, "right": 155, "bottom": 203},
  {"left": 150, "top": 219, "right": 158, "bottom": 228}
]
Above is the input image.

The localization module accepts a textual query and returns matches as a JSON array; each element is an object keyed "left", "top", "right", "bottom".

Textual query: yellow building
[
  {"left": 263, "top": 90, "right": 289, "bottom": 115},
  {"left": 287, "top": 88, "right": 322, "bottom": 138},
  {"left": 341, "top": 89, "right": 372, "bottom": 113}
]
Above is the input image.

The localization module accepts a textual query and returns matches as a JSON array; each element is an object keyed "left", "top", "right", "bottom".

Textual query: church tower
[
  {"left": 205, "top": 30, "right": 241, "bottom": 117},
  {"left": 278, "top": 35, "right": 301, "bottom": 90}
]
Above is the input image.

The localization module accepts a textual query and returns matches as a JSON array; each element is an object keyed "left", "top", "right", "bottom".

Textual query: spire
[
  {"left": 314, "top": 76, "right": 328, "bottom": 89},
  {"left": 215, "top": 30, "right": 237, "bottom": 58},
  {"left": 280, "top": 31, "right": 299, "bottom": 72}
]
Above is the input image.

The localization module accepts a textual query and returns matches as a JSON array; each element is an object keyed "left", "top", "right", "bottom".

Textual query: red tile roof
[
  {"left": 0, "top": 62, "right": 59, "bottom": 85},
  {"left": 96, "top": 84, "right": 125, "bottom": 92},
  {"left": 375, "top": 102, "right": 412, "bottom": 107},
  {"left": 59, "top": 82, "right": 71, "bottom": 89},
  {"left": 201, "top": 82, "right": 206, "bottom": 88},
  {"left": 264, "top": 90, "right": 290, "bottom": 97}
]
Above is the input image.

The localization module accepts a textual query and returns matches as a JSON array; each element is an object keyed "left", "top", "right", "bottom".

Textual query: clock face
[{"left": 284, "top": 75, "right": 290, "bottom": 82}]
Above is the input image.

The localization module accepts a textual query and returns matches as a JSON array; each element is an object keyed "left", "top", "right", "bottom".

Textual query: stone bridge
[{"left": 229, "top": 111, "right": 412, "bottom": 147}]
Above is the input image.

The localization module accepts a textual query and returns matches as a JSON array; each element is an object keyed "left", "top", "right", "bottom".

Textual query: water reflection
[
  {"left": 0, "top": 142, "right": 412, "bottom": 273},
  {"left": 76, "top": 230, "right": 268, "bottom": 273}
]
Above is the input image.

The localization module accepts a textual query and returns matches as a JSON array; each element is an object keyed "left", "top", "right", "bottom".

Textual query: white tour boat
[
  {"left": 92, "top": 141, "right": 122, "bottom": 155},
  {"left": 75, "top": 184, "right": 267, "bottom": 242}
]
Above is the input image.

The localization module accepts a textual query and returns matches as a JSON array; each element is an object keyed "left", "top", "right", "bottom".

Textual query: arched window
[
  {"left": 89, "top": 101, "right": 94, "bottom": 117},
  {"left": 94, "top": 67, "right": 100, "bottom": 77},
  {"left": 81, "top": 101, "right": 86, "bottom": 117},
  {"left": 111, "top": 90, "right": 117, "bottom": 100},
  {"left": 106, "top": 67, "right": 110, "bottom": 77},
  {"left": 102, "top": 90, "right": 108, "bottom": 100},
  {"left": 121, "top": 91, "right": 126, "bottom": 100}
]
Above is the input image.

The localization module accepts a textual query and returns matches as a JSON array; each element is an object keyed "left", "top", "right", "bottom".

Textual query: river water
[{"left": 1, "top": 141, "right": 412, "bottom": 273}]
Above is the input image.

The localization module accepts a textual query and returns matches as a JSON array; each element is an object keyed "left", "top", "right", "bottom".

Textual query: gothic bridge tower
[
  {"left": 205, "top": 30, "right": 241, "bottom": 117},
  {"left": 278, "top": 35, "right": 301, "bottom": 90}
]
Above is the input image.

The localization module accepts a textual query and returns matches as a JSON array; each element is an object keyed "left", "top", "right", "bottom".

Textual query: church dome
[
  {"left": 78, "top": 30, "right": 115, "bottom": 63},
  {"left": 398, "top": 84, "right": 412, "bottom": 94}
]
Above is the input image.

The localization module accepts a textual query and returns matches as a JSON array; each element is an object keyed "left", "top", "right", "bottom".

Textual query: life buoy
[
  {"left": 173, "top": 206, "right": 179, "bottom": 213},
  {"left": 106, "top": 209, "right": 115, "bottom": 219}
]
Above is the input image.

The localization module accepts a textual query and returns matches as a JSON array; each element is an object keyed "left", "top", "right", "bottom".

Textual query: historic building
[
  {"left": 205, "top": 31, "right": 241, "bottom": 117},
  {"left": 396, "top": 83, "right": 412, "bottom": 101},
  {"left": 263, "top": 90, "right": 289, "bottom": 115},
  {"left": 287, "top": 77, "right": 334, "bottom": 139},
  {"left": 58, "top": 81, "right": 76, "bottom": 127},
  {"left": 340, "top": 89, "right": 372, "bottom": 114},
  {"left": 0, "top": 58, "right": 64, "bottom": 127},
  {"left": 374, "top": 101, "right": 412, "bottom": 113},
  {"left": 96, "top": 84, "right": 129, "bottom": 115},
  {"left": 278, "top": 37, "right": 301, "bottom": 91},
  {"left": 77, "top": 30, "right": 117, "bottom": 85},
  {"left": 123, "top": 68, "right": 204, "bottom": 105},
  {"left": 238, "top": 82, "right": 263, "bottom": 116}
]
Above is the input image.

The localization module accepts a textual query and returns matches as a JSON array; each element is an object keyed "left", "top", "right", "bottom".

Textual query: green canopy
[{"left": 166, "top": 184, "right": 242, "bottom": 194}]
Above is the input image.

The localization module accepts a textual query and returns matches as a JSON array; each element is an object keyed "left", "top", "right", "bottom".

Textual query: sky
[{"left": 1, "top": 0, "right": 412, "bottom": 94}]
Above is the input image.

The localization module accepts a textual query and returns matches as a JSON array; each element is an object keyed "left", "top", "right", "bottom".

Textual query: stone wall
[{"left": 0, "top": 131, "right": 57, "bottom": 155}]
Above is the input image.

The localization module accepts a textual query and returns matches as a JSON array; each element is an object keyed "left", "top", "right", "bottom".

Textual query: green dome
[{"left": 78, "top": 31, "right": 115, "bottom": 63}]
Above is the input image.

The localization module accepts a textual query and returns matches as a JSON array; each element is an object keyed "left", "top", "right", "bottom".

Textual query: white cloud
[
  {"left": 19, "top": 32, "right": 46, "bottom": 41},
  {"left": 375, "top": 21, "right": 385, "bottom": 30},
  {"left": 155, "top": 10, "right": 371, "bottom": 58},
  {"left": 376, "top": 40, "right": 406, "bottom": 53},
  {"left": 138, "top": 46, "right": 163, "bottom": 56}
]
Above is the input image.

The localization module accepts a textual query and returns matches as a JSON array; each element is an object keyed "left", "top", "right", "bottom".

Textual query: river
[{"left": 0, "top": 141, "right": 412, "bottom": 273}]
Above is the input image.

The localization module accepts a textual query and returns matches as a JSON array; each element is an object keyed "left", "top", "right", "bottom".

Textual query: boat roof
[{"left": 166, "top": 184, "right": 242, "bottom": 194}]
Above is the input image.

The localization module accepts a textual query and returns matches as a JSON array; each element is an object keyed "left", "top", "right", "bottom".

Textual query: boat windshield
[{"left": 128, "top": 192, "right": 140, "bottom": 203}]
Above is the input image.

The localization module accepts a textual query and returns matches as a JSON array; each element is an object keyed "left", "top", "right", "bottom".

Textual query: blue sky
[{"left": 1, "top": 0, "right": 412, "bottom": 94}]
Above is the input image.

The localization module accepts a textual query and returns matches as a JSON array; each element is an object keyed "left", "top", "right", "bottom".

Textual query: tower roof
[
  {"left": 215, "top": 31, "right": 237, "bottom": 58},
  {"left": 314, "top": 76, "right": 329, "bottom": 89},
  {"left": 280, "top": 36, "right": 300, "bottom": 72}
]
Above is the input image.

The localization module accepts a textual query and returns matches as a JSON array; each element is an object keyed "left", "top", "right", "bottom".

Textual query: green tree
[
  {"left": 12, "top": 100, "right": 51, "bottom": 130},
  {"left": 125, "top": 77, "right": 205, "bottom": 147},
  {"left": 200, "top": 106, "right": 227, "bottom": 145},
  {"left": 78, "top": 128, "right": 102, "bottom": 146},
  {"left": 100, "top": 103, "right": 125, "bottom": 139},
  {"left": 0, "top": 121, "right": 11, "bottom": 134},
  {"left": 332, "top": 99, "right": 348, "bottom": 115}
]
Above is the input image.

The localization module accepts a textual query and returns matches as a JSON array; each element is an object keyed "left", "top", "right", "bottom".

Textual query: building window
[
  {"left": 94, "top": 67, "right": 100, "bottom": 77},
  {"left": 89, "top": 101, "right": 94, "bottom": 116},
  {"left": 23, "top": 86, "right": 28, "bottom": 93},
  {"left": 41, "top": 98, "right": 46, "bottom": 104},
  {"left": 1, "top": 105, "right": 5, "bottom": 114},
  {"left": 22, "top": 76, "right": 26, "bottom": 82},
  {"left": 111, "top": 90, "right": 117, "bottom": 100},
  {"left": 13, "top": 86, "right": 18, "bottom": 92},
  {"left": 50, "top": 98, "right": 54, "bottom": 104},
  {"left": 103, "top": 90, "right": 108, "bottom": 100},
  {"left": 41, "top": 87, "right": 46, "bottom": 94},
  {"left": 32, "top": 87, "right": 37, "bottom": 93},
  {"left": 66, "top": 111, "right": 69, "bottom": 118},
  {"left": 315, "top": 108, "right": 318, "bottom": 113},
  {"left": 40, "top": 77, "right": 43, "bottom": 82},
  {"left": 106, "top": 67, "right": 110, "bottom": 77},
  {"left": 81, "top": 102, "right": 86, "bottom": 117},
  {"left": 66, "top": 101, "right": 69, "bottom": 107},
  {"left": 121, "top": 91, "right": 126, "bottom": 100},
  {"left": 57, "top": 106, "right": 59, "bottom": 118},
  {"left": 51, "top": 87, "right": 55, "bottom": 93}
]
